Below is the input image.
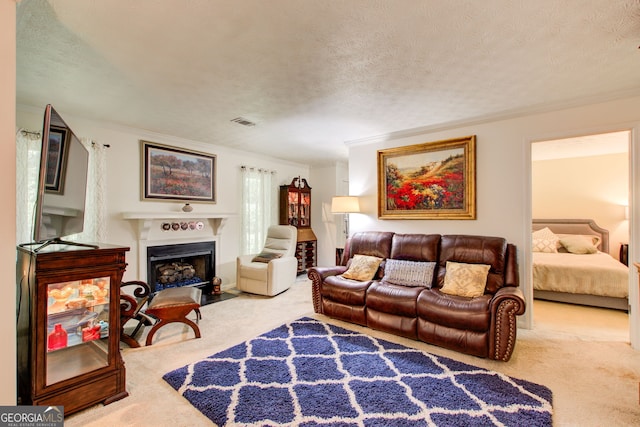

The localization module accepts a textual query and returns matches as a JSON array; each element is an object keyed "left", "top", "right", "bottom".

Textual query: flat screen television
[{"left": 25, "top": 104, "right": 96, "bottom": 251}]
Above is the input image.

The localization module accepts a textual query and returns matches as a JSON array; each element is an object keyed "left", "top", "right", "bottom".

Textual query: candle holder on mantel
[{"left": 182, "top": 203, "right": 193, "bottom": 212}]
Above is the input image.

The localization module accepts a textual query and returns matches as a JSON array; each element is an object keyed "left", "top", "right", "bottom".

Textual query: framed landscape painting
[
  {"left": 377, "top": 135, "right": 476, "bottom": 219},
  {"left": 142, "top": 141, "right": 216, "bottom": 203}
]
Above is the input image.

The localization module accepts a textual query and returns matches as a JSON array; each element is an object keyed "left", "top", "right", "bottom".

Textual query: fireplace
[{"left": 146, "top": 241, "right": 215, "bottom": 294}]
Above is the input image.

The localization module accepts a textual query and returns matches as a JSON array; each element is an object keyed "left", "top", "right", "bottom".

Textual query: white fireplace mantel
[{"left": 121, "top": 211, "right": 235, "bottom": 240}]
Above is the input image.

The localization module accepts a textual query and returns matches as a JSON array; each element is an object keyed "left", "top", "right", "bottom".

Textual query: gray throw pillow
[{"left": 382, "top": 259, "right": 436, "bottom": 287}]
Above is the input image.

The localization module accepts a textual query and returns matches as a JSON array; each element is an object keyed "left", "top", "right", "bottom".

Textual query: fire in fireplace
[{"left": 147, "top": 241, "right": 215, "bottom": 294}]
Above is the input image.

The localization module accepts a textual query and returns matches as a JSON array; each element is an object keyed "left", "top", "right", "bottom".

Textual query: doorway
[{"left": 530, "top": 130, "right": 631, "bottom": 341}]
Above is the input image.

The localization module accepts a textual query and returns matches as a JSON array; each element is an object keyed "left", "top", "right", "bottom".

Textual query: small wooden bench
[{"left": 144, "top": 287, "right": 202, "bottom": 346}]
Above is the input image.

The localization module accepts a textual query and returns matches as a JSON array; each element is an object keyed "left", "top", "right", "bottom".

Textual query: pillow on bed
[
  {"left": 532, "top": 227, "right": 559, "bottom": 253},
  {"left": 532, "top": 238, "right": 559, "bottom": 253},
  {"left": 559, "top": 235, "right": 599, "bottom": 254},
  {"left": 556, "top": 234, "right": 601, "bottom": 250}
]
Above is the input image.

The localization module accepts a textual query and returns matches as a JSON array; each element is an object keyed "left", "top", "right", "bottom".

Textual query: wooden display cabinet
[
  {"left": 16, "top": 244, "right": 130, "bottom": 416},
  {"left": 280, "top": 177, "right": 317, "bottom": 273}
]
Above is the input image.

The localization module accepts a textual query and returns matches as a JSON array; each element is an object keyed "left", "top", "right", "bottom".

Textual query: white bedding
[{"left": 532, "top": 251, "right": 629, "bottom": 298}]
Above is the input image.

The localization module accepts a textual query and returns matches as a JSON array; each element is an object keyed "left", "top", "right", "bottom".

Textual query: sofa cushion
[
  {"left": 342, "top": 254, "right": 383, "bottom": 281},
  {"left": 346, "top": 231, "right": 394, "bottom": 260},
  {"left": 382, "top": 259, "right": 436, "bottom": 287},
  {"left": 438, "top": 235, "right": 507, "bottom": 294},
  {"left": 322, "top": 275, "right": 372, "bottom": 306},
  {"left": 389, "top": 233, "right": 440, "bottom": 262},
  {"left": 440, "top": 261, "right": 490, "bottom": 297},
  {"left": 417, "top": 289, "right": 491, "bottom": 332},
  {"left": 237, "top": 261, "right": 268, "bottom": 281},
  {"left": 366, "top": 282, "right": 423, "bottom": 317}
]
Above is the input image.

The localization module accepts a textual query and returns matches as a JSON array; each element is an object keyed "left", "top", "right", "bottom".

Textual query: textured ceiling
[{"left": 16, "top": 0, "right": 640, "bottom": 166}]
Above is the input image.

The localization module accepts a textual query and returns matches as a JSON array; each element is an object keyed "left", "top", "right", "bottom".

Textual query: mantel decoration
[
  {"left": 141, "top": 140, "right": 216, "bottom": 203},
  {"left": 377, "top": 135, "right": 476, "bottom": 220}
]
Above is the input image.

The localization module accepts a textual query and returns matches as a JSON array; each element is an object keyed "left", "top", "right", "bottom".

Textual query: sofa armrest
[
  {"left": 307, "top": 266, "right": 348, "bottom": 313},
  {"left": 505, "top": 243, "right": 519, "bottom": 287},
  {"left": 488, "top": 286, "right": 526, "bottom": 361}
]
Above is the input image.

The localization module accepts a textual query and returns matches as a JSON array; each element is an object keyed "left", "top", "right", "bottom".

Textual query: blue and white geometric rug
[{"left": 163, "top": 317, "right": 553, "bottom": 426}]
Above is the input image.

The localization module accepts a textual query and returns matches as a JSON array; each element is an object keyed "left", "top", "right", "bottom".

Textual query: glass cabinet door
[
  {"left": 287, "top": 191, "right": 299, "bottom": 226},
  {"left": 46, "top": 277, "right": 111, "bottom": 385},
  {"left": 300, "top": 193, "right": 310, "bottom": 226}
]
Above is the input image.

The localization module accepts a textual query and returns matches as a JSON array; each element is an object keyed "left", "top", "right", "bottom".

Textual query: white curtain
[
  {"left": 240, "top": 166, "right": 276, "bottom": 255},
  {"left": 15, "top": 129, "right": 41, "bottom": 245},
  {"left": 15, "top": 131, "right": 108, "bottom": 245},
  {"left": 75, "top": 138, "right": 108, "bottom": 243}
]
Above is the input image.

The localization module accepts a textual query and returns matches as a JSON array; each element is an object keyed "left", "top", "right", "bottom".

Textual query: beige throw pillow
[
  {"left": 341, "top": 254, "right": 383, "bottom": 281},
  {"left": 532, "top": 238, "right": 558, "bottom": 253},
  {"left": 532, "top": 227, "right": 559, "bottom": 253},
  {"left": 559, "top": 235, "right": 599, "bottom": 254},
  {"left": 440, "top": 261, "right": 491, "bottom": 298}
]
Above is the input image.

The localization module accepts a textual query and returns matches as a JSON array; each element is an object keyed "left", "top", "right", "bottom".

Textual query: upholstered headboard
[{"left": 532, "top": 219, "right": 609, "bottom": 254}]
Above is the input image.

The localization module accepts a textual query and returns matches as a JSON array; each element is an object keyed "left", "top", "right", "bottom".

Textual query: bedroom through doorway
[{"left": 530, "top": 130, "right": 631, "bottom": 342}]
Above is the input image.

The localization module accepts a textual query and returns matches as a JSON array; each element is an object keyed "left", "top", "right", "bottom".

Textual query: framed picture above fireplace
[{"left": 141, "top": 141, "right": 216, "bottom": 203}]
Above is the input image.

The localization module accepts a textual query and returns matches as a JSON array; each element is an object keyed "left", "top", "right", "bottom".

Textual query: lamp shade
[{"left": 331, "top": 196, "right": 360, "bottom": 214}]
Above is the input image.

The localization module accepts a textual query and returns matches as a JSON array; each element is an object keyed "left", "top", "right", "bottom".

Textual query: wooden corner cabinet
[
  {"left": 16, "top": 243, "right": 130, "bottom": 416},
  {"left": 280, "top": 177, "right": 317, "bottom": 273}
]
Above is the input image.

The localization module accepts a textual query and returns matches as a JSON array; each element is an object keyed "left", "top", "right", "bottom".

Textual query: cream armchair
[{"left": 236, "top": 225, "right": 298, "bottom": 296}]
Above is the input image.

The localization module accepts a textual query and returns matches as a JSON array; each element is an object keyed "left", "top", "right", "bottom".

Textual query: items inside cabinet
[{"left": 279, "top": 177, "right": 317, "bottom": 272}]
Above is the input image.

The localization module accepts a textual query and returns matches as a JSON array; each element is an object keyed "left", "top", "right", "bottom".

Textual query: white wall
[
  {"left": 310, "top": 164, "right": 338, "bottom": 267},
  {"left": 16, "top": 106, "right": 311, "bottom": 286},
  {"left": 533, "top": 152, "right": 629, "bottom": 258},
  {"left": 310, "top": 161, "right": 350, "bottom": 267},
  {"left": 346, "top": 95, "right": 640, "bottom": 332},
  {"left": 1, "top": 0, "right": 16, "bottom": 406}
]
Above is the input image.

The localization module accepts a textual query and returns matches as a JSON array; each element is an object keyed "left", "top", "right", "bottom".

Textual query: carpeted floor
[
  {"left": 163, "top": 317, "right": 552, "bottom": 426},
  {"left": 64, "top": 277, "right": 640, "bottom": 426}
]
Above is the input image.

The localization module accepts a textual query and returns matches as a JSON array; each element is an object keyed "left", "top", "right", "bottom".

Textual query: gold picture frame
[
  {"left": 141, "top": 141, "right": 216, "bottom": 203},
  {"left": 377, "top": 135, "right": 476, "bottom": 220}
]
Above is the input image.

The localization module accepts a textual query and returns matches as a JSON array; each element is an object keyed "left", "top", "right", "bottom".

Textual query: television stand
[{"left": 19, "top": 238, "right": 100, "bottom": 253}]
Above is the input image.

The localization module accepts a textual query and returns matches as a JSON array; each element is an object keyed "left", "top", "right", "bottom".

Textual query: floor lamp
[{"left": 331, "top": 196, "right": 360, "bottom": 264}]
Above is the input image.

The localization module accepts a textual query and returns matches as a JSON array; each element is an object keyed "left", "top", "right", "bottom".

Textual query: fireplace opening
[{"left": 147, "top": 241, "right": 215, "bottom": 295}]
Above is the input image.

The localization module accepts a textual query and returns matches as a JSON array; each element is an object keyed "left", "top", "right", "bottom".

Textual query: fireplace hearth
[{"left": 147, "top": 241, "right": 215, "bottom": 295}]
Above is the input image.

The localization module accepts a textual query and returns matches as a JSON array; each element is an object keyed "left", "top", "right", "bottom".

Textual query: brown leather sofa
[{"left": 308, "top": 231, "right": 525, "bottom": 361}]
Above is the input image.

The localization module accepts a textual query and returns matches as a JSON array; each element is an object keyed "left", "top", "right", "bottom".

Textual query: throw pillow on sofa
[
  {"left": 440, "top": 261, "right": 491, "bottom": 297},
  {"left": 341, "top": 254, "right": 383, "bottom": 281},
  {"left": 382, "top": 259, "right": 436, "bottom": 287}
]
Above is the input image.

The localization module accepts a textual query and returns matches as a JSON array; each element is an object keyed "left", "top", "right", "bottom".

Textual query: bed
[{"left": 532, "top": 219, "right": 629, "bottom": 311}]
